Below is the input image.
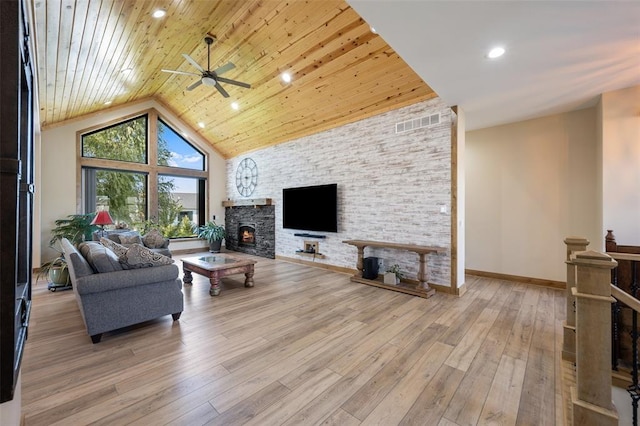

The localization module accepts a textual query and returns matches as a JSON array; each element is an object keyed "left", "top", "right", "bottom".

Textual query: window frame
[{"left": 77, "top": 108, "right": 209, "bottom": 235}]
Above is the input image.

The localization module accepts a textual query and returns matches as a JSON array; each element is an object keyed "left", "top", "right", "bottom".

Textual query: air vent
[{"left": 395, "top": 113, "right": 441, "bottom": 133}]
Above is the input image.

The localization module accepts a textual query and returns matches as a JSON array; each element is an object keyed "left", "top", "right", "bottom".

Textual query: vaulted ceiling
[{"left": 33, "top": 0, "right": 436, "bottom": 158}]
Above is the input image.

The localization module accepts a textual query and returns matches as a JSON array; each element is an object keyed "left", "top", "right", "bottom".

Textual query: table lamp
[{"left": 91, "top": 210, "right": 114, "bottom": 237}]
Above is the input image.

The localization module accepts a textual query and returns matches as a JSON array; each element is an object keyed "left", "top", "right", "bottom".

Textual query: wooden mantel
[{"left": 222, "top": 198, "right": 273, "bottom": 207}]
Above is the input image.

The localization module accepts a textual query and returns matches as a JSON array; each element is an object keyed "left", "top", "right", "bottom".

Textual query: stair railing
[
  {"left": 563, "top": 237, "right": 590, "bottom": 363},
  {"left": 570, "top": 249, "right": 619, "bottom": 425},
  {"left": 609, "top": 251, "right": 640, "bottom": 426}
]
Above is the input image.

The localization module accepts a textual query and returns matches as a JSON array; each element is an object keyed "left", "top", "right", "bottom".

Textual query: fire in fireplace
[{"left": 238, "top": 223, "right": 256, "bottom": 247}]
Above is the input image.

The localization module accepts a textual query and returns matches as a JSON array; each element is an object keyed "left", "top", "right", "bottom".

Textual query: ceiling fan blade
[
  {"left": 216, "top": 76, "right": 251, "bottom": 89},
  {"left": 213, "top": 62, "right": 235, "bottom": 76},
  {"left": 215, "top": 83, "right": 230, "bottom": 98},
  {"left": 182, "top": 53, "right": 205, "bottom": 73},
  {"left": 161, "top": 69, "right": 201, "bottom": 77},
  {"left": 186, "top": 80, "right": 202, "bottom": 91}
]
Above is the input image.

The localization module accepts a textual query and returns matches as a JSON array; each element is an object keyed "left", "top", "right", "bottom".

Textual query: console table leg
[
  {"left": 418, "top": 253, "right": 432, "bottom": 292},
  {"left": 356, "top": 247, "right": 365, "bottom": 277}
]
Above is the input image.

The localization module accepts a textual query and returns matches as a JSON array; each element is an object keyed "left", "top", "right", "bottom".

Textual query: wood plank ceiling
[{"left": 33, "top": 0, "right": 437, "bottom": 158}]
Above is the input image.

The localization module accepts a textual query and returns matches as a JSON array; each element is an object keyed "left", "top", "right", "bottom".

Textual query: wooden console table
[{"left": 343, "top": 240, "right": 446, "bottom": 298}]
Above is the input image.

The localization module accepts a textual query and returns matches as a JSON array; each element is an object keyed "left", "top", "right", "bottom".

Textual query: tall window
[{"left": 80, "top": 110, "right": 207, "bottom": 238}]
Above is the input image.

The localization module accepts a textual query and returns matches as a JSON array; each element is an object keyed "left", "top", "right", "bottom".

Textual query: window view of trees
[
  {"left": 92, "top": 169, "right": 146, "bottom": 224},
  {"left": 82, "top": 116, "right": 147, "bottom": 163},
  {"left": 81, "top": 112, "right": 207, "bottom": 238}
]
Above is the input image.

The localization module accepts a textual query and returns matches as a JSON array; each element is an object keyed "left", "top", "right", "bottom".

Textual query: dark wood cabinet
[{"left": 0, "top": 0, "right": 34, "bottom": 403}]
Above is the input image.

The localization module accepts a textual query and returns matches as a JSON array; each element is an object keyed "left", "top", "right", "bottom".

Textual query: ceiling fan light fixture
[
  {"left": 202, "top": 76, "right": 216, "bottom": 86},
  {"left": 152, "top": 9, "right": 166, "bottom": 18},
  {"left": 281, "top": 72, "right": 292, "bottom": 83},
  {"left": 487, "top": 46, "right": 505, "bottom": 59}
]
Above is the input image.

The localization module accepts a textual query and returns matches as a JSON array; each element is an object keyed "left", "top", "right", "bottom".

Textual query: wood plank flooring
[{"left": 21, "top": 254, "right": 564, "bottom": 425}]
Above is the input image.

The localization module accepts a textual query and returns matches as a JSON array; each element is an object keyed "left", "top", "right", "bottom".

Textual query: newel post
[
  {"left": 563, "top": 237, "right": 590, "bottom": 362},
  {"left": 571, "top": 250, "right": 618, "bottom": 425}
]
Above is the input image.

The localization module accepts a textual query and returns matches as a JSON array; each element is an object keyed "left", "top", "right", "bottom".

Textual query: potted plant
[
  {"left": 38, "top": 255, "right": 70, "bottom": 289},
  {"left": 196, "top": 220, "right": 226, "bottom": 253},
  {"left": 49, "top": 213, "right": 99, "bottom": 246},
  {"left": 384, "top": 264, "right": 403, "bottom": 285},
  {"left": 39, "top": 213, "right": 98, "bottom": 290}
]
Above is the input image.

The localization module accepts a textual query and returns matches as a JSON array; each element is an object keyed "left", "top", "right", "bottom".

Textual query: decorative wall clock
[{"left": 235, "top": 157, "right": 258, "bottom": 197}]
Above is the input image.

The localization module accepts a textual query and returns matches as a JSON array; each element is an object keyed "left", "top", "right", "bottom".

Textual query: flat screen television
[{"left": 282, "top": 183, "right": 338, "bottom": 232}]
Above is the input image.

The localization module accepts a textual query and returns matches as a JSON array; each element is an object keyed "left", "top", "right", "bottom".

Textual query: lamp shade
[{"left": 91, "top": 210, "right": 114, "bottom": 226}]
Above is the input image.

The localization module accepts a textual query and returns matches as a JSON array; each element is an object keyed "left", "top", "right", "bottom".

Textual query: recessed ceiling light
[
  {"left": 281, "top": 72, "right": 292, "bottom": 83},
  {"left": 121, "top": 67, "right": 133, "bottom": 74},
  {"left": 104, "top": 100, "right": 112, "bottom": 105},
  {"left": 152, "top": 9, "right": 166, "bottom": 18},
  {"left": 231, "top": 102, "right": 239, "bottom": 110},
  {"left": 198, "top": 122, "right": 205, "bottom": 128},
  {"left": 370, "top": 26, "right": 377, "bottom": 34},
  {"left": 487, "top": 47, "right": 505, "bottom": 59}
]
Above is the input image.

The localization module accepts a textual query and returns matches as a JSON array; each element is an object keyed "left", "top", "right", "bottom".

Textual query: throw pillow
[
  {"left": 118, "top": 233, "right": 143, "bottom": 246},
  {"left": 118, "top": 243, "right": 173, "bottom": 270},
  {"left": 100, "top": 237, "right": 129, "bottom": 258},
  {"left": 142, "top": 228, "right": 168, "bottom": 249}
]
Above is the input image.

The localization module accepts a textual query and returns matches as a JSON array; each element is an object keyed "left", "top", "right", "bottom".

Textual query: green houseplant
[
  {"left": 39, "top": 213, "right": 99, "bottom": 288},
  {"left": 384, "top": 264, "right": 403, "bottom": 285},
  {"left": 196, "top": 220, "right": 226, "bottom": 253}
]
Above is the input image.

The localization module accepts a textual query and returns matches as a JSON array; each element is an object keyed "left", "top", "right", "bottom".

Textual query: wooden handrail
[
  {"left": 607, "top": 252, "right": 640, "bottom": 262},
  {"left": 611, "top": 284, "right": 640, "bottom": 313}
]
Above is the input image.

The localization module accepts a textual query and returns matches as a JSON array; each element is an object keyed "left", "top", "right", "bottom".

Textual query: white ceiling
[{"left": 348, "top": 0, "right": 640, "bottom": 131}]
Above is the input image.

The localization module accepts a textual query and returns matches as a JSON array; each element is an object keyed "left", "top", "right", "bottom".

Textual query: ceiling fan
[{"left": 161, "top": 36, "right": 251, "bottom": 98}]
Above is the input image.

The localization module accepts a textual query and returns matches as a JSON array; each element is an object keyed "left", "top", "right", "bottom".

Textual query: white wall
[
  {"left": 227, "top": 99, "right": 454, "bottom": 286},
  {"left": 466, "top": 108, "right": 600, "bottom": 282},
  {"left": 38, "top": 100, "right": 227, "bottom": 264},
  {"left": 601, "top": 85, "right": 640, "bottom": 245}
]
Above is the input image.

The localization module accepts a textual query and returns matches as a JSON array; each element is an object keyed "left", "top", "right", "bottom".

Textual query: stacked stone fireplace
[{"left": 225, "top": 205, "right": 275, "bottom": 258}]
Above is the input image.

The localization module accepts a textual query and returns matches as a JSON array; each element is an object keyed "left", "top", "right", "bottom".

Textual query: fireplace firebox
[{"left": 238, "top": 223, "right": 256, "bottom": 247}]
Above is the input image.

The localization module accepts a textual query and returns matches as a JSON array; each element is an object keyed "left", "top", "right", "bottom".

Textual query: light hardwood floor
[{"left": 22, "top": 254, "right": 565, "bottom": 425}]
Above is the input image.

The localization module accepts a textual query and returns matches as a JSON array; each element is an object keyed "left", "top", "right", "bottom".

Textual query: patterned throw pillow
[
  {"left": 142, "top": 228, "right": 168, "bottom": 249},
  {"left": 117, "top": 243, "right": 173, "bottom": 270},
  {"left": 100, "top": 237, "right": 129, "bottom": 258},
  {"left": 118, "top": 233, "right": 143, "bottom": 246}
]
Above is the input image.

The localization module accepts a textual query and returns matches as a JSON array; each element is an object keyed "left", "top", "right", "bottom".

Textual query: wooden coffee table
[{"left": 181, "top": 254, "right": 257, "bottom": 296}]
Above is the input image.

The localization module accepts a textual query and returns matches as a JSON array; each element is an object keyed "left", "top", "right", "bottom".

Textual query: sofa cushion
[
  {"left": 60, "top": 238, "right": 94, "bottom": 279},
  {"left": 142, "top": 228, "right": 169, "bottom": 249},
  {"left": 117, "top": 243, "right": 174, "bottom": 270},
  {"left": 79, "top": 241, "right": 123, "bottom": 273},
  {"left": 68, "top": 253, "right": 95, "bottom": 279}
]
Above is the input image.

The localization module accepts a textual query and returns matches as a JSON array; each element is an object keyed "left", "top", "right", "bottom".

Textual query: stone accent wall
[
  {"left": 225, "top": 206, "right": 275, "bottom": 258},
  {"left": 226, "top": 98, "right": 452, "bottom": 285}
]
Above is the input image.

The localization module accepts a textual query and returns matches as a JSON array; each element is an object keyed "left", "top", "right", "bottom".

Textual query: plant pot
[
  {"left": 49, "top": 266, "right": 69, "bottom": 285},
  {"left": 384, "top": 272, "right": 399, "bottom": 285},
  {"left": 209, "top": 239, "right": 223, "bottom": 253}
]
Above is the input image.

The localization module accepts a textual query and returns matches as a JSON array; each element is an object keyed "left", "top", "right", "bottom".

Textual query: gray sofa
[
  {"left": 61, "top": 238, "right": 183, "bottom": 343},
  {"left": 92, "top": 228, "right": 171, "bottom": 257}
]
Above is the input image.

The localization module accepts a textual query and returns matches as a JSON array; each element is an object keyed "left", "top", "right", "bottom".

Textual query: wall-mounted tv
[{"left": 282, "top": 183, "right": 338, "bottom": 233}]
